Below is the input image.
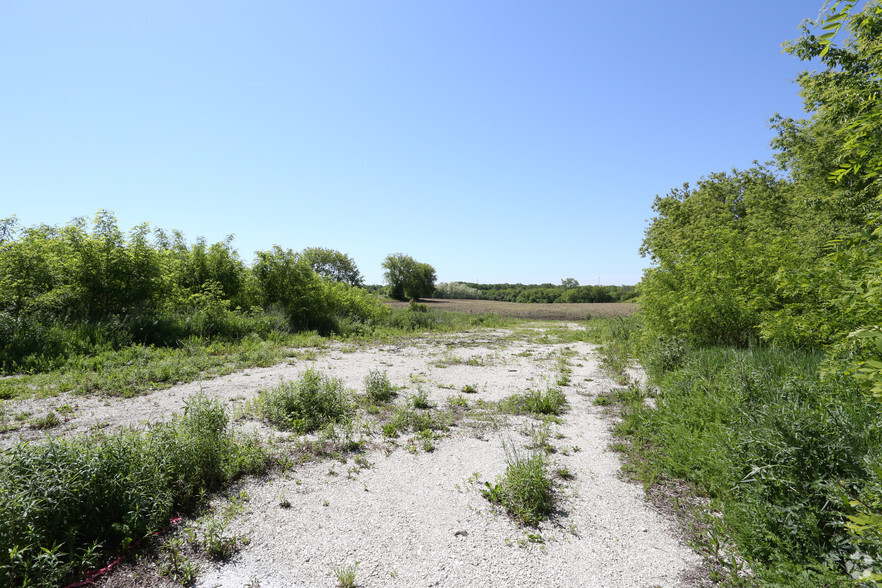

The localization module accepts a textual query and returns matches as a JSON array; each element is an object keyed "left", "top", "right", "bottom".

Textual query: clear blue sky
[{"left": 2, "top": 1, "right": 830, "bottom": 286}]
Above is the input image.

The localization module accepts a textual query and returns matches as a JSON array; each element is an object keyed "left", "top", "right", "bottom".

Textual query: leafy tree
[
  {"left": 252, "top": 246, "right": 328, "bottom": 331},
  {"left": 639, "top": 166, "right": 832, "bottom": 347},
  {"left": 382, "top": 254, "right": 436, "bottom": 301},
  {"left": 299, "top": 247, "right": 363, "bottom": 286}
]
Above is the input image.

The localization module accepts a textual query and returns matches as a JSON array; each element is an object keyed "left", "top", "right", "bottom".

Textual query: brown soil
[{"left": 384, "top": 298, "right": 637, "bottom": 320}]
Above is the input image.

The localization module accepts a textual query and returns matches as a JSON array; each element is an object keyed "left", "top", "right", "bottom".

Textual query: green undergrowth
[
  {"left": 598, "top": 316, "right": 882, "bottom": 584},
  {"left": 0, "top": 395, "right": 269, "bottom": 588},
  {"left": 0, "top": 311, "right": 520, "bottom": 401}
]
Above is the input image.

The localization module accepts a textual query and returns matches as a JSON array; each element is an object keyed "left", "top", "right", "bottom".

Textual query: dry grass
[{"left": 384, "top": 298, "right": 637, "bottom": 320}]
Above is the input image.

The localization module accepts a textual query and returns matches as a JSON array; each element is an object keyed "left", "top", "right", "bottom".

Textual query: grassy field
[{"left": 385, "top": 298, "right": 638, "bottom": 320}]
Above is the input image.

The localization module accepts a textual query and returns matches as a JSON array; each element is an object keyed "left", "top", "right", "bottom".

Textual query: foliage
[
  {"left": 0, "top": 395, "right": 267, "bottom": 588},
  {"left": 435, "top": 281, "right": 632, "bottom": 303},
  {"left": 433, "top": 281, "right": 482, "bottom": 299},
  {"left": 363, "top": 369, "right": 396, "bottom": 402},
  {"left": 481, "top": 443, "right": 555, "bottom": 526},
  {"left": 381, "top": 253, "right": 436, "bottom": 301},
  {"left": 259, "top": 369, "right": 352, "bottom": 433}
]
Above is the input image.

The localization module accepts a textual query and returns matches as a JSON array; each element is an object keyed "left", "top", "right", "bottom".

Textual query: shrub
[
  {"left": 0, "top": 395, "right": 267, "bottom": 588},
  {"left": 363, "top": 370, "right": 396, "bottom": 402},
  {"left": 259, "top": 369, "right": 352, "bottom": 433}
]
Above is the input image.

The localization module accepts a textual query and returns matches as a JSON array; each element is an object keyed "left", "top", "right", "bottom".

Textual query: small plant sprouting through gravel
[
  {"left": 364, "top": 369, "right": 396, "bottom": 402},
  {"left": 411, "top": 387, "right": 432, "bottom": 409},
  {"left": 333, "top": 561, "right": 359, "bottom": 587},
  {"left": 481, "top": 441, "right": 555, "bottom": 526},
  {"left": 462, "top": 384, "right": 478, "bottom": 394},
  {"left": 160, "top": 537, "right": 200, "bottom": 586}
]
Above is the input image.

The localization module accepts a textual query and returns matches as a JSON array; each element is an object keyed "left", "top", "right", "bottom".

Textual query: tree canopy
[{"left": 382, "top": 253, "right": 436, "bottom": 301}]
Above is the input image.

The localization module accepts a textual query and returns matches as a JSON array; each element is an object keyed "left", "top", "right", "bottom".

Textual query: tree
[
  {"left": 381, "top": 254, "right": 436, "bottom": 301},
  {"left": 299, "top": 247, "right": 363, "bottom": 286}
]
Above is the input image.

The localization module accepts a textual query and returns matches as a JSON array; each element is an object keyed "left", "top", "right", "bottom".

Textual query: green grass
[
  {"left": 599, "top": 326, "right": 882, "bottom": 584},
  {"left": 258, "top": 369, "right": 352, "bottom": 433},
  {"left": 482, "top": 443, "right": 555, "bottom": 526},
  {"left": 500, "top": 387, "right": 568, "bottom": 417},
  {"left": 0, "top": 394, "right": 268, "bottom": 588}
]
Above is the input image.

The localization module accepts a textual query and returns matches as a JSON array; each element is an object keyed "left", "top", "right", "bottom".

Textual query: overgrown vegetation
[
  {"left": 434, "top": 280, "right": 637, "bottom": 303},
  {"left": 258, "top": 369, "right": 352, "bottom": 433},
  {"left": 603, "top": 3, "right": 882, "bottom": 583},
  {"left": 0, "top": 395, "right": 268, "bottom": 587}
]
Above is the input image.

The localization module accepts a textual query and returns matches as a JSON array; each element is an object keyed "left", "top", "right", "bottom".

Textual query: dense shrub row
[
  {"left": 0, "top": 213, "right": 389, "bottom": 373},
  {"left": 616, "top": 3, "right": 882, "bottom": 583},
  {"left": 0, "top": 395, "right": 268, "bottom": 587}
]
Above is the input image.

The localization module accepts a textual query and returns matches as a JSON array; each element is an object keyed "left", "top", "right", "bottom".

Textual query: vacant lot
[
  {"left": 384, "top": 299, "right": 637, "bottom": 321},
  {"left": 2, "top": 323, "right": 704, "bottom": 587}
]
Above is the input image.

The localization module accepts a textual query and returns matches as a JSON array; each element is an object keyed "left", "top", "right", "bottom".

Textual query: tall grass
[
  {"left": 258, "top": 369, "right": 352, "bottom": 433},
  {"left": 0, "top": 395, "right": 268, "bottom": 588},
  {"left": 603, "top": 320, "right": 882, "bottom": 583}
]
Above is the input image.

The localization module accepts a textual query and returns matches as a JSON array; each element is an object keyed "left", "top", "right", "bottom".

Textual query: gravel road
[{"left": 1, "top": 324, "right": 707, "bottom": 587}]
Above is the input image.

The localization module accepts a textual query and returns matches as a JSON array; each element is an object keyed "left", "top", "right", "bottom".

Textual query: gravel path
[{"left": 1, "top": 324, "right": 707, "bottom": 587}]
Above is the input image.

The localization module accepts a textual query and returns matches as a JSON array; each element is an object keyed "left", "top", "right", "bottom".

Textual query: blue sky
[{"left": 2, "top": 1, "right": 830, "bottom": 286}]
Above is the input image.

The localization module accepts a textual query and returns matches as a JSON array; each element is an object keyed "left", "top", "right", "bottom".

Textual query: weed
[
  {"left": 160, "top": 537, "right": 200, "bottom": 586},
  {"left": 259, "top": 369, "right": 352, "bottom": 433},
  {"left": 29, "top": 411, "right": 61, "bottom": 429},
  {"left": 462, "top": 384, "right": 479, "bottom": 394},
  {"left": 332, "top": 562, "right": 359, "bottom": 588},
  {"left": 0, "top": 394, "right": 268, "bottom": 587},
  {"left": 448, "top": 395, "right": 469, "bottom": 408},
  {"left": 501, "top": 387, "right": 568, "bottom": 417},
  {"left": 411, "top": 387, "right": 432, "bottom": 409},
  {"left": 556, "top": 467, "right": 574, "bottom": 480},
  {"left": 481, "top": 442, "right": 555, "bottom": 526},
  {"left": 364, "top": 369, "right": 396, "bottom": 402}
]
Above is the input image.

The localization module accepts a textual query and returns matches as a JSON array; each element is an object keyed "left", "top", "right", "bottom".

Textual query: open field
[{"left": 384, "top": 299, "right": 638, "bottom": 321}]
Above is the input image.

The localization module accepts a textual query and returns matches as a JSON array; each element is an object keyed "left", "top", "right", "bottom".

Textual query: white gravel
[{"left": 1, "top": 324, "right": 705, "bottom": 587}]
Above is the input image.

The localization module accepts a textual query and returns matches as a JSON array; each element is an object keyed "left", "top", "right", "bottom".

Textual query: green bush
[
  {"left": 482, "top": 444, "right": 554, "bottom": 526},
  {"left": 0, "top": 395, "right": 267, "bottom": 588},
  {"left": 363, "top": 370, "right": 396, "bottom": 402},
  {"left": 259, "top": 369, "right": 352, "bottom": 433}
]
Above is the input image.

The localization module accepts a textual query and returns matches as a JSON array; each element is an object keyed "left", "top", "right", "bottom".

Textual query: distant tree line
[{"left": 432, "top": 280, "right": 637, "bottom": 303}]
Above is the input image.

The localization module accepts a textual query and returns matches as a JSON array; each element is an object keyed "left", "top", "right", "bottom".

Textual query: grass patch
[
  {"left": 501, "top": 387, "right": 568, "bottom": 417},
  {"left": 482, "top": 442, "right": 555, "bottom": 526},
  {"left": 599, "top": 325, "right": 882, "bottom": 584},
  {"left": 258, "top": 369, "right": 352, "bottom": 433},
  {"left": 0, "top": 394, "right": 268, "bottom": 588}
]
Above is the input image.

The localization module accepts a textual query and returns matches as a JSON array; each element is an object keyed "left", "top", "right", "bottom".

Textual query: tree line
[
  {"left": 0, "top": 213, "right": 437, "bottom": 373},
  {"left": 433, "top": 280, "right": 637, "bottom": 303},
  {"left": 628, "top": 2, "right": 882, "bottom": 582}
]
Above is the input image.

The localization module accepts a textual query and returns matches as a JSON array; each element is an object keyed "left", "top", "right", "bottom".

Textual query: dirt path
[{"left": 1, "top": 324, "right": 707, "bottom": 587}]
